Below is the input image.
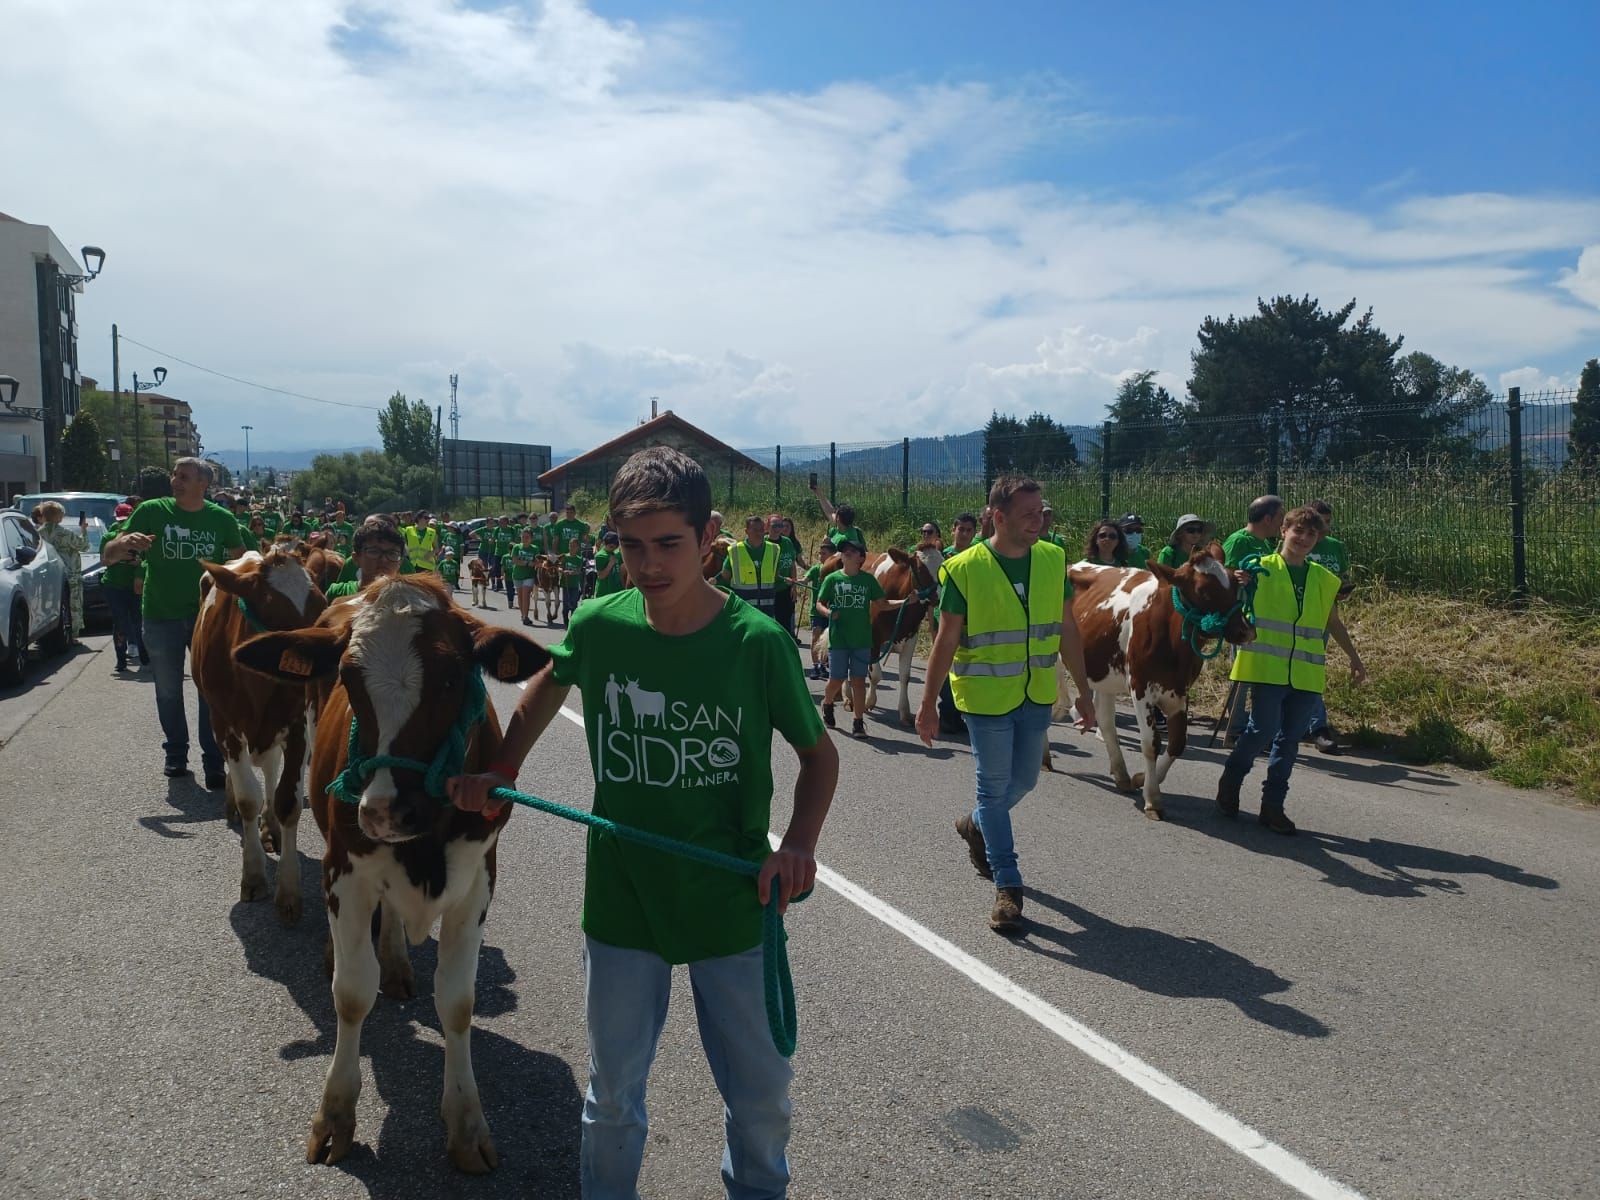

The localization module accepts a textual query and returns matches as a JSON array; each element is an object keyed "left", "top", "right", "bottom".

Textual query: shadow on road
[
  {"left": 136, "top": 777, "right": 227, "bottom": 839},
  {"left": 1174, "top": 812, "right": 1560, "bottom": 899},
  {"left": 1016, "top": 889, "right": 1331, "bottom": 1038},
  {"left": 229, "top": 876, "right": 581, "bottom": 1198}
]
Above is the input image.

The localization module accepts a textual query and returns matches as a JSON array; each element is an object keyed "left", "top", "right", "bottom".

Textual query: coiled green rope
[{"left": 1169, "top": 553, "right": 1270, "bottom": 660}]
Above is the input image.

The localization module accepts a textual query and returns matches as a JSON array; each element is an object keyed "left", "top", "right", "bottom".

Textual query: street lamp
[
  {"left": 0, "top": 374, "right": 47, "bottom": 420},
  {"left": 131, "top": 366, "right": 168, "bottom": 483},
  {"left": 241, "top": 424, "right": 253, "bottom": 487},
  {"left": 58, "top": 246, "right": 106, "bottom": 287}
]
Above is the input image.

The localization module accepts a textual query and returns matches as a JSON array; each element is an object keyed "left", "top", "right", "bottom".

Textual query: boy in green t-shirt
[
  {"left": 592, "top": 530, "right": 624, "bottom": 597},
  {"left": 559, "top": 537, "right": 584, "bottom": 626},
  {"left": 438, "top": 546, "right": 461, "bottom": 591},
  {"left": 815, "top": 541, "right": 899, "bottom": 740},
  {"left": 447, "top": 445, "right": 838, "bottom": 1197}
]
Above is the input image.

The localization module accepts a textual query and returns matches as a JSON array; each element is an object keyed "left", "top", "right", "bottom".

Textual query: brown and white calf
[
  {"left": 1070, "top": 546, "right": 1254, "bottom": 819},
  {"left": 192, "top": 549, "right": 327, "bottom": 921},
  {"left": 234, "top": 573, "right": 547, "bottom": 1174},
  {"left": 535, "top": 554, "right": 562, "bottom": 622},
  {"left": 865, "top": 543, "right": 943, "bottom": 725}
]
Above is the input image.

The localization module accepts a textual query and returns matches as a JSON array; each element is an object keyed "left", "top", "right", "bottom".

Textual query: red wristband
[{"left": 486, "top": 759, "right": 520, "bottom": 783}]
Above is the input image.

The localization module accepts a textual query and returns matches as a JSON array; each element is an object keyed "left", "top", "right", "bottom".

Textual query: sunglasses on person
[
  {"left": 1182, "top": 524, "right": 1203, "bottom": 534},
  {"left": 1096, "top": 532, "right": 1120, "bottom": 541},
  {"left": 360, "top": 547, "right": 404, "bottom": 562}
]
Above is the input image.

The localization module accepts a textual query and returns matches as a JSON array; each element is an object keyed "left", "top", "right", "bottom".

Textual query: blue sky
[{"left": 5, "top": 0, "right": 1598, "bottom": 453}]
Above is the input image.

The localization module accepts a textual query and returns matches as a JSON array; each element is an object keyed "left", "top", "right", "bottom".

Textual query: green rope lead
[
  {"left": 1169, "top": 553, "right": 1271, "bottom": 660},
  {"left": 326, "top": 669, "right": 803, "bottom": 1056}
]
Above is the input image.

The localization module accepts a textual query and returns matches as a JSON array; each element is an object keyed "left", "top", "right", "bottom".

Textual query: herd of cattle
[{"left": 181, "top": 531, "right": 1253, "bottom": 1172}]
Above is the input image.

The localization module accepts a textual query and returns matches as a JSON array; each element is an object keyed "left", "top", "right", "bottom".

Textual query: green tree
[
  {"left": 1571, "top": 358, "right": 1600, "bottom": 466},
  {"left": 1383, "top": 352, "right": 1492, "bottom": 460},
  {"left": 378, "top": 391, "right": 438, "bottom": 468},
  {"left": 1185, "top": 295, "right": 1405, "bottom": 466},
  {"left": 1103, "top": 371, "right": 1181, "bottom": 467},
  {"left": 289, "top": 450, "right": 434, "bottom": 515},
  {"left": 984, "top": 411, "right": 1078, "bottom": 480},
  {"left": 60, "top": 411, "right": 109, "bottom": 489},
  {"left": 137, "top": 466, "right": 171, "bottom": 499},
  {"left": 76, "top": 389, "right": 167, "bottom": 487}
]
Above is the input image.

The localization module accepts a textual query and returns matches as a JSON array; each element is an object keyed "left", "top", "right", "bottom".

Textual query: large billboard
[{"left": 442, "top": 439, "right": 551, "bottom": 500}]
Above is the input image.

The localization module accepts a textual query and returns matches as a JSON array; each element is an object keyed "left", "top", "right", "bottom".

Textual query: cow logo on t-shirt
[{"left": 597, "top": 672, "right": 742, "bottom": 787}]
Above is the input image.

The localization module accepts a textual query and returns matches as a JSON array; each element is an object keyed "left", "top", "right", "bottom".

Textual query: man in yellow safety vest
[
  {"left": 916, "top": 474, "right": 1096, "bottom": 933},
  {"left": 403, "top": 509, "right": 441, "bottom": 571},
  {"left": 720, "top": 514, "right": 781, "bottom": 620},
  {"left": 1216, "top": 505, "right": 1367, "bottom": 835}
]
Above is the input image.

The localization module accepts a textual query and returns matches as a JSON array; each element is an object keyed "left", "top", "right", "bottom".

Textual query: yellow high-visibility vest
[
  {"left": 727, "top": 538, "right": 779, "bottom": 610},
  {"left": 942, "top": 540, "right": 1064, "bottom": 715},
  {"left": 1230, "top": 553, "right": 1340, "bottom": 692},
  {"left": 404, "top": 525, "right": 440, "bottom": 571}
]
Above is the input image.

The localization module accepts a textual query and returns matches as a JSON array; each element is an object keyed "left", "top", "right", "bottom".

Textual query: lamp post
[
  {"left": 0, "top": 374, "right": 47, "bottom": 420},
  {"left": 241, "top": 424, "right": 253, "bottom": 489},
  {"left": 130, "top": 366, "right": 167, "bottom": 485}
]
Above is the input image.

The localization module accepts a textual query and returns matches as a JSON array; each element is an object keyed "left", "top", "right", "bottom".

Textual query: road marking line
[{"left": 515, "top": 686, "right": 1365, "bottom": 1199}]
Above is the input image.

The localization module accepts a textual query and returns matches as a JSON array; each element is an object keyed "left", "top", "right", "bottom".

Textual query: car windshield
[{"left": 13, "top": 493, "right": 123, "bottom": 527}]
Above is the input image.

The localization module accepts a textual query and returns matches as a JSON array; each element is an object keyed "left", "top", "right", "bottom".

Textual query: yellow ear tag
[
  {"left": 279, "top": 649, "right": 314, "bottom": 677},
  {"left": 497, "top": 645, "right": 521, "bottom": 680}
]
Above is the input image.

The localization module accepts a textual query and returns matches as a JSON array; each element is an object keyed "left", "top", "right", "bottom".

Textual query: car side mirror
[{"left": 14, "top": 546, "right": 36, "bottom": 566}]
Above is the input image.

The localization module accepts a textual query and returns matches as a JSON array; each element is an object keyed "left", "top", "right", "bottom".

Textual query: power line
[{"left": 115, "top": 334, "right": 384, "bottom": 412}]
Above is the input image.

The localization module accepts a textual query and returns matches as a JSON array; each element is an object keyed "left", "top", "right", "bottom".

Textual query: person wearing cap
[
  {"left": 1219, "top": 496, "right": 1286, "bottom": 744},
  {"left": 1117, "top": 513, "right": 1151, "bottom": 567},
  {"left": 1157, "top": 514, "right": 1215, "bottom": 567},
  {"left": 403, "top": 509, "right": 440, "bottom": 571},
  {"left": 1039, "top": 504, "right": 1069, "bottom": 551},
  {"left": 592, "top": 529, "right": 625, "bottom": 598}
]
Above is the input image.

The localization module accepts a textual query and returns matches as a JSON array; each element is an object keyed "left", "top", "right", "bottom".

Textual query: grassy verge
[{"left": 578, "top": 501, "right": 1600, "bottom": 805}]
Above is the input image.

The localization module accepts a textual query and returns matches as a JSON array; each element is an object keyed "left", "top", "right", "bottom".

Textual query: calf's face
[{"left": 232, "top": 575, "right": 548, "bottom": 842}]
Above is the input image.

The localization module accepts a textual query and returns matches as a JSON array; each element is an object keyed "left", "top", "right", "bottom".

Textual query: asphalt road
[{"left": 1, "top": 602, "right": 1596, "bottom": 1200}]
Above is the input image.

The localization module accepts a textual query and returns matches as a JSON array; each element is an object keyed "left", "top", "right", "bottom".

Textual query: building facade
[
  {"left": 134, "top": 392, "right": 201, "bottom": 465},
  {"left": 0, "top": 212, "right": 89, "bottom": 499}
]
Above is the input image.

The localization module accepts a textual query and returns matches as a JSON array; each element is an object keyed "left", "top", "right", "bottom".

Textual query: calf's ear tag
[
  {"left": 497, "top": 645, "right": 521, "bottom": 680},
  {"left": 279, "top": 648, "right": 315, "bottom": 677}
]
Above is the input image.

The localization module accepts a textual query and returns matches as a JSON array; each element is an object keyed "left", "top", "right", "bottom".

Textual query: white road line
[{"left": 512, "top": 687, "right": 1366, "bottom": 1200}]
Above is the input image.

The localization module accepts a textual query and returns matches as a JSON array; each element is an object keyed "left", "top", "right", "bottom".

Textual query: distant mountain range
[{"left": 207, "top": 445, "right": 587, "bottom": 472}]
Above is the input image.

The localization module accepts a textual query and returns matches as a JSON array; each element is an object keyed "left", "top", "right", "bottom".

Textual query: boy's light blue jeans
[
  {"left": 581, "top": 935, "right": 794, "bottom": 1200},
  {"left": 961, "top": 700, "right": 1053, "bottom": 889}
]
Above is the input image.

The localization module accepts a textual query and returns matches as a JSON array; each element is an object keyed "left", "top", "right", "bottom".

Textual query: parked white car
[{"left": 0, "top": 508, "right": 69, "bottom": 686}]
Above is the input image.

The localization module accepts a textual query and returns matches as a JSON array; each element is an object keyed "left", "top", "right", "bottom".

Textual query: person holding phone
[{"left": 33, "top": 501, "right": 89, "bottom": 645}]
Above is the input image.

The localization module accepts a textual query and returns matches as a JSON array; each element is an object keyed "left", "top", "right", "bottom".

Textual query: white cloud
[
  {"left": 4, "top": 0, "right": 1597, "bottom": 457},
  {"left": 1497, "top": 366, "right": 1572, "bottom": 395}
]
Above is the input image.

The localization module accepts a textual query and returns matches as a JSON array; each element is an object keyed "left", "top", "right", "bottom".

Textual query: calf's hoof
[
  {"left": 446, "top": 1120, "right": 500, "bottom": 1174},
  {"left": 306, "top": 1101, "right": 357, "bottom": 1166},
  {"left": 240, "top": 872, "right": 269, "bottom": 903},
  {"left": 1143, "top": 804, "right": 1164, "bottom": 822}
]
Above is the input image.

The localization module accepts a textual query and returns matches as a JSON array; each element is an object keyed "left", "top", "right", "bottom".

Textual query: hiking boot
[
  {"left": 1258, "top": 807, "right": 1297, "bottom": 836},
  {"left": 1215, "top": 770, "right": 1243, "bottom": 818},
  {"left": 822, "top": 703, "right": 836, "bottom": 728},
  {"left": 989, "top": 886, "right": 1024, "bottom": 933},
  {"left": 1314, "top": 730, "right": 1341, "bottom": 755},
  {"left": 851, "top": 718, "right": 868, "bottom": 740},
  {"left": 205, "top": 769, "right": 226, "bottom": 791},
  {"left": 163, "top": 763, "right": 191, "bottom": 779},
  {"left": 955, "top": 814, "right": 992, "bottom": 880}
]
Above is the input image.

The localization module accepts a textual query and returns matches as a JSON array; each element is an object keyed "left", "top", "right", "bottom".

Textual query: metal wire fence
[{"left": 598, "top": 387, "right": 1596, "bottom": 608}]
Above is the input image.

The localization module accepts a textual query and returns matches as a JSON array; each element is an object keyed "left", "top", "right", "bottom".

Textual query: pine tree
[
  {"left": 60, "top": 411, "right": 108, "bottom": 490},
  {"left": 1570, "top": 358, "right": 1600, "bottom": 466}
]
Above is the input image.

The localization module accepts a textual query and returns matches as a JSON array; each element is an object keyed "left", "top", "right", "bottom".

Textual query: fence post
[
  {"left": 829, "top": 442, "right": 836, "bottom": 503},
  {"left": 902, "top": 437, "right": 910, "bottom": 511},
  {"left": 1508, "top": 386, "right": 1527, "bottom": 602},
  {"left": 774, "top": 444, "right": 781, "bottom": 507},
  {"left": 1099, "top": 421, "right": 1112, "bottom": 519},
  {"left": 1267, "top": 405, "right": 1282, "bottom": 497}
]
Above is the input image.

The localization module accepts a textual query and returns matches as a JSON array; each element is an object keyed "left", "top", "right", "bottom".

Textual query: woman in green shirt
[
  {"left": 1084, "top": 520, "right": 1139, "bottom": 567},
  {"left": 1156, "top": 514, "right": 1215, "bottom": 568}
]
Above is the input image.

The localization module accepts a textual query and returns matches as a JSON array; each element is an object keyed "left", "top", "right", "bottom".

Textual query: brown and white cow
[
  {"left": 192, "top": 549, "right": 328, "bottom": 921},
  {"left": 534, "top": 554, "right": 562, "bottom": 623},
  {"left": 1070, "top": 546, "right": 1254, "bottom": 820},
  {"left": 865, "top": 543, "right": 943, "bottom": 725},
  {"left": 233, "top": 573, "right": 548, "bottom": 1173}
]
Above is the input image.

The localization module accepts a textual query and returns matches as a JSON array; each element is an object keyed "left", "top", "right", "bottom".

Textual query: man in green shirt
[
  {"left": 1040, "top": 503, "right": 1070, "bottom": 551},
  {"left": 326, "top": 505, "right": 356, "bottom": 555},
  {"left": 102, "top": 511, "right": 147, "bottom": 672},
  {"left": 447, "top": 445, "right": 839, "bottom": 1197},
  {"left": 1303, "top": 499, "right": 1352, "bottom": 753},
  {"left": 1117, "top": 513, "right": 1151, "bottom": 567},
  {"left": 815, "top": 541, "right": 899, "bottom": 740},
  {"left": 559, "top": 538, "right": 585, "bottom": 626},
  {"left": 101, "top": 457, "right": 244, "bottom": 787},
  {"left": 934, "top": 511, "right": 979, "bottom": 732},
  {"left": 491, "top": 517, "right": 517, "bottom": 607},
  {"left": 592, "top": 530, "right": 624, "bottom": 597},
  {"left": 1220, "top": 495, "right": 1285, "bottom": 742},
  {"left": 551, "top": 503, "right": 591, "bottom": 556}
]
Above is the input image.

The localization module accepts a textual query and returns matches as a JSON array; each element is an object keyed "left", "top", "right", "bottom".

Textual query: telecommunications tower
[{"left": 448, "top": 373, "right": 460, "bottom": 441}]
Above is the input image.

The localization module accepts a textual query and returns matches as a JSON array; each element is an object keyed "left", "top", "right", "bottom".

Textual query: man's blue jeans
[
  {"left": 144, "top": 616, "right": 220, "bottom": 772},
  {"left": 106, "top": 587, "right": 143, "bottom": 666},
  {"left": 1223, "top": 683, "right": 1322, "bottom": 810},
  {"left": 961, "top": 701, "right": 1053, "bottom": 889},
  {"left": 581, "top": 936, "right": 793, "bottom": 1200}
]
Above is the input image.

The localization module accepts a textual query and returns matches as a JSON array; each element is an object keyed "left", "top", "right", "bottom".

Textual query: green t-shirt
[
  {"left": 1222, "top": 528, "right": 1275, "bottom": 569},
  {"left": 260, "top": 512, "right": 281, "bottom": 536},
  {"left": 511, "top": 545, "right": 540, "bottom": 581},
  {"left": 326, "top": 580, "right": 359, "bottom": 599},
  {"left": 826, "top": 524, "right": 866, "bottom": 551},
  {"left": 772, "top": 535, "right": 800, "bottom": 582},
  {"left": 125, "top": 498, "right": 245, "bottom": 621},
  {"left": 283, "top": 519, "right": 313, "bottom": 539},
  {"left": 1307, "top": 534, "right": 1349, "bottom": 580},
  {"left": 593, "top": 548, "right": 623, "bottom": 597},
  {"left": 549, "top": 590, "right": 825, "bottom": 963},
  {"left": 1124, "top": 540, "right": 1150, "bottom": 568},
  {"left": 102, "top": 519, "right": 137, "bottom": 591},
  {"left": 1287, "top": 561, "right": 1311, "bottom": 607},
  {"left": 938, "top": 540, "right": 1071, "bottom": 617},
  {"left": 816, "top": 569, "right": 885, "bottom": 650},
  {"left": 492, "top": 527, "right": 516, "bottom": 557},
  {"left": 803, "top": 563, "right": 825, "bottom": 621},
  {"left": 551, "top": 518, "right": 590, "bottom": 553},
  {"left": 439, "top": 555, "right": 461, "bottom": 585},
  {"left": 328, "top": 520, "right": 356, "bottom": 553},
  {"left": 561, "top": 552, "right": 584, "bottom": 584}
]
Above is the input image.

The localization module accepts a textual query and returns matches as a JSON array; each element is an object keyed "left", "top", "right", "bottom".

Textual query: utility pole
[
  {"left": 241, "top": 425, "right": 253, "bottom": 488},
  {"left": 448, "top": 373, "right": 459, "bottom": 442},
  {"left": 111, "top": 324, "right": 121, "bottom": 491}
]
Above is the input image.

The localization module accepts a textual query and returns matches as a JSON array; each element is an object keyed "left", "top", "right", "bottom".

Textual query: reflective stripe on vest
[
  {"left": 1230, "top": 553, "right": 1340, "bottom": 692},
  {"left": 729, "top": 539, "right": 778, "bottom": 609},
  {"left": 943, "top": 540, "right": 1065, "bottom": 715}
]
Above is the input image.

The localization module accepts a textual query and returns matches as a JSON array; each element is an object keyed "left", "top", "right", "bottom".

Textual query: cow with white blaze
[
  {"left": 1070, "top": 546, "right": 1255, "bottom": 819},
  {"left": 192, "top": 548, "right": 327, "bottom": 921},
  {"left": 233, "top": 573, "right": 549, "bottom": 1173}
]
